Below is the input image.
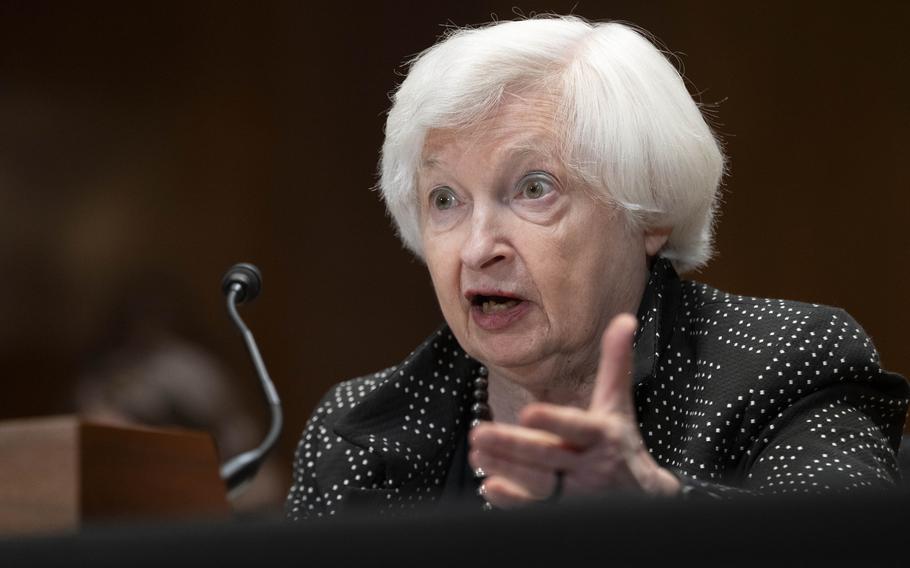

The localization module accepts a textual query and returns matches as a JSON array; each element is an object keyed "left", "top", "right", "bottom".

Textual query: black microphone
[{"left": 219, "top": 263, "right": 283, "bottom": 496}]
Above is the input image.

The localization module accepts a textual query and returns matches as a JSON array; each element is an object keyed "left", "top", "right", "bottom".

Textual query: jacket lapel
[{"left": 333, "top": 327, "right": 479, "bottom": 502}]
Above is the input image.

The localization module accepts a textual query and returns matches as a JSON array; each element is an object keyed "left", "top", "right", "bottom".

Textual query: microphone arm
[{"left": 219, "top": 263, "right": 283, "bottom": 496}]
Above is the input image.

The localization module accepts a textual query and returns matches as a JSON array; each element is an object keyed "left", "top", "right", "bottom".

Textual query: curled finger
[
  {"left": 469, "top": 448, "right": 556, "bottom": 500},
  {"left": 481, "top": 475, "right": 540, "bottom": 510},
  {"left": 470, "top": 421, "right": 581, "bottom": 471},
  {"left": 519, "top": 403, "right": 607, "bottom": 448}
]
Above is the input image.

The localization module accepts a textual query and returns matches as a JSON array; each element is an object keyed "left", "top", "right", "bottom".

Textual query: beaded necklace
[{"left": 470, "top": 365, "right": 493, "bottom": 510}]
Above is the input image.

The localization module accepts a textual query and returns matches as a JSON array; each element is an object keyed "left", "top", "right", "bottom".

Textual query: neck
[{"left": 486, "top": 363, "right": 596, "bottom": 425}]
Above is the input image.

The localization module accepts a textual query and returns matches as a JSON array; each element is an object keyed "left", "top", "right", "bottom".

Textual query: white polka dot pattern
[{"left": 286, "top": 259, "right": 909, "bottom": 518}]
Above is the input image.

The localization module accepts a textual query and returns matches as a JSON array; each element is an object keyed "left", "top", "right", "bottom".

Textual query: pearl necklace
[{"left": 471, "top": 365, "right": 493, "bottom": 510}]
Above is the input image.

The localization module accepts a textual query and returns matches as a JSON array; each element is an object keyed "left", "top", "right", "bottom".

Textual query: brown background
[{"left": 1, "top": 1, "right": 908, "bottom": 498}]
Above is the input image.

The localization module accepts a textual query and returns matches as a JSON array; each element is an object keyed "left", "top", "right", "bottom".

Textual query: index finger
[{"left": 589, "top": 313, "right": 637, "bottom": 415}]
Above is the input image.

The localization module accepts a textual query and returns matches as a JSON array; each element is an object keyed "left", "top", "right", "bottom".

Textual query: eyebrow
[
  {"left": 421, "top": 156, "right": 442, "bottom": 170},
  {"left": 421, "top": 139, "right": 560, "bottom": 171},
  {"left": 507, "top": 144, "right": 557, "bottom": 164}
]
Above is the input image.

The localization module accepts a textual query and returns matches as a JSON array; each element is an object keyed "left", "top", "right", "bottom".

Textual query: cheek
[
  {"left": 529, "top": 210, "right": 638, "bottom": 325},
  {"left": 423, "top": 237, "right": 461, "bottom": 307},
  {"left": 517, "top": 225, "right": 589, "bottom": 334}
]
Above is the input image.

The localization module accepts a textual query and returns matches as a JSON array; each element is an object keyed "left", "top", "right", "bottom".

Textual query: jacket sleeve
[
  {"left": 679, "top": 309, "right": 909, "bottom": 498},
  {"left": 285, "top": 389, "right": 336, "bottom": 520}
]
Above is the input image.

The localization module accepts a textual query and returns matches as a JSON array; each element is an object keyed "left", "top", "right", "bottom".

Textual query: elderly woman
[{"left": 286, "top": 16, "right": 908, "bottom": 518}]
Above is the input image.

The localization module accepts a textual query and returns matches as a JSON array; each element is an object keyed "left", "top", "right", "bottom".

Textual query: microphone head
[{"left": 222, "top": 263, "right": 262, "bottom": 304}]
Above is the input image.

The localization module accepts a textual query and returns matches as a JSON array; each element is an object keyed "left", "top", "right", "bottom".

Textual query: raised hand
[{"left": 468, "top": 313, "right": 680, "bottom": 508}]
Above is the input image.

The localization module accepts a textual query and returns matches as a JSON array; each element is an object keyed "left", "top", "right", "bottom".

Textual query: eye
[
  {"left": 429, "top": 187, "right": 459, "bottom": 210},
  {"left": 517, "top": 173, "right": 556, "bottom": 200}
]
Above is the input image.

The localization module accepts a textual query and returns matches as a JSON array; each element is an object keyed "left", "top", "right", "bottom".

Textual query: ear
[{"left": 643, "top": 227, "right": 671, "bottom": 257}]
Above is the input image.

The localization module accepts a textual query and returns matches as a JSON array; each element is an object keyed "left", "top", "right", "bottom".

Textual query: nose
[{"left": 460, "top": 204, "right": 511, "bottom": 271}]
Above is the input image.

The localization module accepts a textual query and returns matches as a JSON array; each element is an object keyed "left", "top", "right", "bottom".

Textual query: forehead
[{"left": 420, "top": 93, "right": 563, "bottom": 169}]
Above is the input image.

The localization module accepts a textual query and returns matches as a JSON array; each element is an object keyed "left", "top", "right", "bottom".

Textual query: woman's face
[{"left": 418, "top": 96, "right": 664, "bottom": 388}]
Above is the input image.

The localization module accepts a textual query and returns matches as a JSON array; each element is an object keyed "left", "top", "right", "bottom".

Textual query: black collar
[{"left": 633, "top": 257, "right": 682, "bottom": 385}]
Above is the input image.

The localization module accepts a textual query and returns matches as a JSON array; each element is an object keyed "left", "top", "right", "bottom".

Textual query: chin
[{"left": 468, "top": 331, "right": 547, "bottom": 370}]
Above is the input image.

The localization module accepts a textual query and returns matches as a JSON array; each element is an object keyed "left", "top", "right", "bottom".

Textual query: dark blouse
[{"left": 286, "top": 259, "right": 909, "bottom": 519}]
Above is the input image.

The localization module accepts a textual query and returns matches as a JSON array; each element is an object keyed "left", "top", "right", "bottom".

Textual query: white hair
[{"left": 379, "top": 16, "right": 725, "bottom": 273}]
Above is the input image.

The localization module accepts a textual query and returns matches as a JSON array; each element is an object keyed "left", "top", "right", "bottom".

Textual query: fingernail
[{"left": 473, "top": 467, "right": 486, "bottom": 479}]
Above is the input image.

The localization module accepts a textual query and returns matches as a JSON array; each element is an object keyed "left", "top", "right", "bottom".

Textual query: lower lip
[{"left": 470, "top": 301, "right": 530, "bottom": 331}]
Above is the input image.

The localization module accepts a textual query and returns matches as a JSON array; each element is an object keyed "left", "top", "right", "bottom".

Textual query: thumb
[{"left": 589, "top": 313, "right": 637, "bottom": 415}]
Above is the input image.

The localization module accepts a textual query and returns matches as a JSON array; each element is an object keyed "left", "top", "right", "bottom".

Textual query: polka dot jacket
[{"left": 286, "top": 258, "right": 909, "bottom": 519}]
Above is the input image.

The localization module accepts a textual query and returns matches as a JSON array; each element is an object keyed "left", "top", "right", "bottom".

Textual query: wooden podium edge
[{"left": 0, "top": 415, "right": 231, "bottom": 536}]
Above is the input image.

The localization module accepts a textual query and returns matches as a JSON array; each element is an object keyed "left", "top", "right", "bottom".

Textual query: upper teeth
[{"left": 481, "top": 299, "right": 518, "bottom": 313}]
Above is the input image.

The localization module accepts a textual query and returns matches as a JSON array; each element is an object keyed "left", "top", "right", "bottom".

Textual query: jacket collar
[
  {"left": 333, "top": 257, "right": 682, "bottom": 487},
  {"left": 633, "top": 257, "right": 682, "bottom": 385}
]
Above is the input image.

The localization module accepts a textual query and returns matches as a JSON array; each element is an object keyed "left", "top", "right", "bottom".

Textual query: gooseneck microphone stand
[{"left": 219, "top": 263, "right": 283, "bottom": 497}]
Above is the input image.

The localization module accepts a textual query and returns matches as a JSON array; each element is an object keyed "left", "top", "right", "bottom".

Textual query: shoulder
[
  {"left": 682, "top": 277, "right": 852, "bottom": 320},
  {"left": 307, "top": 367, "right": 400, "bottom": 429},
  {"left": 286, "top": 327, "right": 476, "bottom": 519},
  {"left": 288, "top": 363, "right": 403, "bottom": 482},
  {"left": 679, "top": 278, "right": 883, "bottom": 367},
  {"left": 302, "top": 326, "right": 461, "bottom": 429},
  {"left": 675, "top": 277, "right": 908, "bottom": 441}
]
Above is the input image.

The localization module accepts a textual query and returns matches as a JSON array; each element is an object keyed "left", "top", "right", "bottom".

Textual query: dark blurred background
[{"left": 1, "top": 1, "right": 908, "bottom": 508}]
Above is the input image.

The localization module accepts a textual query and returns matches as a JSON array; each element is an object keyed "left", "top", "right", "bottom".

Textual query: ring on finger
[{"left": 544, "top": 469, "right": 565, "bottom": 504}]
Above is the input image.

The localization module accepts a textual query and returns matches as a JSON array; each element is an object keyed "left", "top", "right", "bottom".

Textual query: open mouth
[
  {"left": 469, "top": 294, "right": 523, "bottom": 314},
  {"left": 465, "top": 289, "right": 530, "bottom": 330}
]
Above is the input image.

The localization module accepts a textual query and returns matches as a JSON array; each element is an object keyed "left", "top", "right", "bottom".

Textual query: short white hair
[{"left": 379, "top": 16, "right": 725, "bottom": 273}]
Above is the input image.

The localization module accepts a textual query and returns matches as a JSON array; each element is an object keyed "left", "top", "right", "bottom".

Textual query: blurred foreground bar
[{"left": 1, "top": 491, "right": 907, "bottom": 566}]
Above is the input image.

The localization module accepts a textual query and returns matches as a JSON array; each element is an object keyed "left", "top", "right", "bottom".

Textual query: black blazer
[{"left": 286, "top": 259, "right": 909, "bottom": 518}]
